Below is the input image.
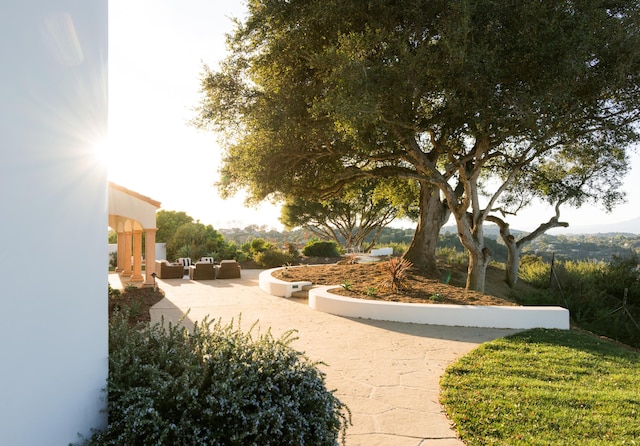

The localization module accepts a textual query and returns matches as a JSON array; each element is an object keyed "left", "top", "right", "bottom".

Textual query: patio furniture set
[{"left": 155, "top": 257, "right": 241, "bottom": 280}]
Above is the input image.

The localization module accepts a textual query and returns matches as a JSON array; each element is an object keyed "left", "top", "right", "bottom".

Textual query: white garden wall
[{"left": 0, "top": 1, "right": 108, "bottom": 444}]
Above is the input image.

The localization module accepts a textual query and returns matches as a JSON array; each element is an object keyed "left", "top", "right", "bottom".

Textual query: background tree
[
  {"left": 195, "top": 0, "right": 640, "bottom": 292},
  {"left": 488, "top": 142, "right": 629, "bottom": 287},
  {"left": 156, "top": 210, "right": 194, "bottom": 243},
  {"left": 280, "top": 178, "right": 406, "bottom": 252},
  {"left": 165, "top": 221, "right": 231, "bottom": 262}
]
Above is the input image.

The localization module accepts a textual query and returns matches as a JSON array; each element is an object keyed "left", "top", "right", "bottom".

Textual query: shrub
[
  {"left": 436, "top": 246, "right": 466, "bottom": 265},
  {"left": 108, "top": 284, "right": 121, "bottom": 299},
  {"left": 519, "top": 255, "right": 640, "bottom": 348},
  {"left": 253, "top": 249, "right": 296, "bottom": 268},
  {"left": 379, "top": 257, "right": 413, "bottom": 292},
  {"left": 75, "top": 315, "right": 350, "bottom": 445},
  {"left": 249, "top": 237, "right": 272, "bottom": 255},
  {"left": 302, "top": 240, "right": 340, "bottom": 257},
  {"left": 108, "top": 251, "right": 117, "bottom": 269},
  {"left": 518, "top": 255, "right": 551, "bottom": 287},
  {"left": 385, "top": 242, "right": 408, "bottom": 256}
]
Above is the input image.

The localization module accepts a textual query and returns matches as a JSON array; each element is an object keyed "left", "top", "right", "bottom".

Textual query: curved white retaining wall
[
  {"left": 260, "top": 268, "right": 570, "bottom": 329},
  {"left": 259, "top": 269, "right": 313, "bottom": 298},
  {"left": 308, "top": 286, "right": 570, "bottom": 330}
]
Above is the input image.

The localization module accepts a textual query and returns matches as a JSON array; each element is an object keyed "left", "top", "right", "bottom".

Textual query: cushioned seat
[
  {"left": 217, "top": 260, "right": 241, "bottom": 279},
  {"left": 189, "top": 262, "right": 216, "bottom": 280},
  {"left": 176, "top": 257, "right": 192, "bottom": 275},
  {"left": 155, "top": 260, "right": 184, "bottom": 279}
]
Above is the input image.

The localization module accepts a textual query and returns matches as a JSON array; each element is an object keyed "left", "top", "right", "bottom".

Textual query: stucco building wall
[{"left": 0, "top": 1, "right": 108, "bottom": 444}]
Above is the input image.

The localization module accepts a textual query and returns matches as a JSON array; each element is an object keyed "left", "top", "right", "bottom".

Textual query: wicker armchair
[
  {"left": 189, "top": 262, "right": 216, "bottom": 280},
  {"left": 156, "top": 260, "right": 184, "bottom": 279},
  {"left": 217, "top": 260, "right": 241, "bottom": 279}
]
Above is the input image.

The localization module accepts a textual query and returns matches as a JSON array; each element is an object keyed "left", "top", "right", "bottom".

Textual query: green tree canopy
[
  {"left": 166, "top": 222, "right": 230, "bottom": 262},
  {"left": 156, "top": 210, "right": 194, "bottom": 244},
  {"left": 195, "top": 0, "right": 640, "bottom": 291}
]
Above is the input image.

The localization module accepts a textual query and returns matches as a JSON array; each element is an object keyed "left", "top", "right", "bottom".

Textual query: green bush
[
  {"left": 302, "top": 240, "right": 340, "bottom": 257},
  {"left": 253, "top": 249, "right": 296, "bottom": 268},
  {"left": 518, "top": 255, "right": 640, "bottom": 348},
  {"left": 518, "top": 255, "right": 551, "bottom": 287},
  {"left": 76, "top": 314, "right": 349, "bottom": 446},
  {"left": 249, "top": 237, "right": 272, "bottom": 255}
]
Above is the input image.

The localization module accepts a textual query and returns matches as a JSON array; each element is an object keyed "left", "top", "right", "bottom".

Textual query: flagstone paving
[{"left": 148, "top": 269, "right": 518, "bottom": 446}]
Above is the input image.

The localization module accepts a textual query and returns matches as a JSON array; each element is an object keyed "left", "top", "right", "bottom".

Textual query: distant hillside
[
  {"left": 559, "top": 216, "right": 640, "bottom": 235},
  {"left": 441, "top": 216, "right": 640, "bottom": 236}
]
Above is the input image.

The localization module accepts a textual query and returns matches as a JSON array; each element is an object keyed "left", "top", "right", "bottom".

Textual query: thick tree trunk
[
  {"left": 403, "top": 182, "right": 448, "bottom": 279},
  {"left": 504, "top": 236, "right": 519, "bottom": 287},
  {"left": 487, "top": 217, "right": 519, "bottom": 287},
  {"left": 466, "top": 246, "right": 491, "bottom": 293}
]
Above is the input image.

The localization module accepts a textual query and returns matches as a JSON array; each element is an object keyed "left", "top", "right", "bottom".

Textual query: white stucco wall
[{"left": 0, "top": 1, "right": 108, "bottom": 444}]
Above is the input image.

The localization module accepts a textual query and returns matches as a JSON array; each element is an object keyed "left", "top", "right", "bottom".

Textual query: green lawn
[{"left": 441, "top": 329, "right": 640, "bottom": 445}]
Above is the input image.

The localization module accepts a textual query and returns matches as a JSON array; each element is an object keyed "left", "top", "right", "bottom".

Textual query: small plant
[
  {"left": 108, "top": 284, "right": 121, "bottom": 299},
  {"left": 429, "top": 293, "right": 443, "bottom": 301},
  {"left": 341, "top": 280, "right": 352, "bottom": 290},
  {"left": 108, "top": 251, "right": 118, "bottom": 269},
  {"left": 379, "top": 257, "right": 413, "bottom": 292},
  {"left": 127, "top": 299, "right": 143, "bottom": 320},
  {"left": 365, "top": 287, "right": 377, "bottom": 296},
  {"left": 124, "top": 283, "right": 137, "bottom": 292},
  {"left": 280, "top": 262, "right": 292, "bottom": 278},
  {"left": 337, "top": 254, "right": 359, "bottom": 265}
]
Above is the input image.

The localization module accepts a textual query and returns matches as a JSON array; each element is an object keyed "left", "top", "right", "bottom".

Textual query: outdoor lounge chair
[
  {"left": 177, "top": 257, "right": 192, "bottom": 275},
  {"left": 156, "top": 260, "right": 184, "bottom": 279},
  {"left": 217, "top": 259, "right": 241, "bottom": 279},
  {"left": 189, "top": 262, "right": 217, "bottom": 280}
]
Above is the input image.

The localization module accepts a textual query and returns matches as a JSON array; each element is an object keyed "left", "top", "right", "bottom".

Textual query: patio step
[{"left": 290, "top": 285, "right": 317, "bottom": 299}]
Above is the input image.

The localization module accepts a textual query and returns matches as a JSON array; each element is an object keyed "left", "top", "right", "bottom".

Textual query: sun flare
[{"left": 93, "top": 137, "right": 111, "bottom": 168}]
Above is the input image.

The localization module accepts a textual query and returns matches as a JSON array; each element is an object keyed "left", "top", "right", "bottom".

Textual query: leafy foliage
[
  {"left": 155, "top": 210, "right": 194, "bottom": 243},
  {"left": 195, "top": 0, "right": 640, "bottom": 293},
  {"left": 301, "top": 240, "right": 341, "bottom": 257},
  {"left": 518, "top": 255, "right": 640, "bottom": 348},
  {"left": 75, "top": 315, "right": 350, "bottom": 445},
  {"left": 253, "top": 249, "right": 296, "bottom": 268},
  {"left": 166, "top": 222, "right": 234, "bottom": 263}
]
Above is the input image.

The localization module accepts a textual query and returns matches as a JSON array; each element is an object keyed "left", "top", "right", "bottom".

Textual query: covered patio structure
[{"left": 108, "top": 182, "right": 161, "bottom": 285}]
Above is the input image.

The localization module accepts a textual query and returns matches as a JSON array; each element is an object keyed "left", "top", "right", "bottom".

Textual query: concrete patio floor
[{"left": 111, "top": 269, "right": 518, "bottom": 445}]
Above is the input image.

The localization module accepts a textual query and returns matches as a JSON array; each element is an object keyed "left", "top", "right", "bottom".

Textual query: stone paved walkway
[{"left": 142, "top": 269, "right": 518, "bottom": 446}]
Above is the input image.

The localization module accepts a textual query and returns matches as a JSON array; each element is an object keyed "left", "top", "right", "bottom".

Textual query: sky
[{"left": 107, "top": 0, "right": 640, "bottom": 234}]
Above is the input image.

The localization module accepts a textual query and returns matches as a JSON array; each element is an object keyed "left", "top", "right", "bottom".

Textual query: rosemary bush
[{"left": 76, "top": 313, "right": 349, "bottom": 445}]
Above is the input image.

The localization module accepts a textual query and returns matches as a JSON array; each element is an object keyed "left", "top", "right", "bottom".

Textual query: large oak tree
[{"left": 196, "top": 0, "right": 640, "bottom": 292}]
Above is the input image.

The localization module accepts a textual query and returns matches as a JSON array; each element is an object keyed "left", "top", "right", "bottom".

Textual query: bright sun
[{"left": 93, "top": 137, "right": 112, "bottom": 169}]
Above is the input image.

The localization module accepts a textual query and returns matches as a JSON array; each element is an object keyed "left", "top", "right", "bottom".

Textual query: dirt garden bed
[{"left": 271, "top": 260, "right": 534, "bottom": 306}]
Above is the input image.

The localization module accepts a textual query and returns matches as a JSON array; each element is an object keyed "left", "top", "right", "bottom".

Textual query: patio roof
[{"left": 108, "top": 182, "right": 161, "bottom": 285}]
